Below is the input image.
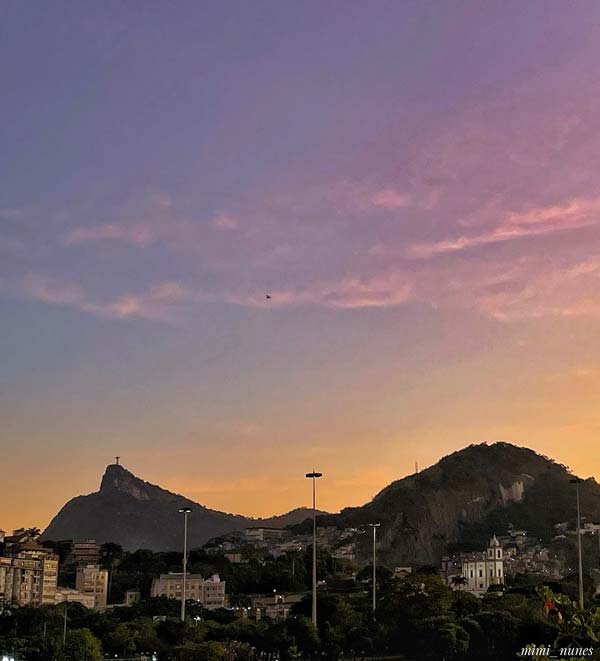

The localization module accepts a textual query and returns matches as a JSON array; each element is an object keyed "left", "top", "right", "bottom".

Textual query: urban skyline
[{"left": 4, "top": 2, "right": 600, "bottom": 535}]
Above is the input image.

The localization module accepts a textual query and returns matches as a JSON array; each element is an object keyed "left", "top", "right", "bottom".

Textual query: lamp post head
[
  {"left": 368, "top": 523, "right": 381, "bottom": 528},
  {"left": 305, "top": 472, "right": 323, "bottom": 479},
  {"left": 570, "top": 477, "right": 584, "bottom": 484},
  {"left": 179, "top": 507, "right": 192, "bottom": 513}
]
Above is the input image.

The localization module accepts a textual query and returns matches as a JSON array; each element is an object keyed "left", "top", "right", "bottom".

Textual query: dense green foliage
[
  {"left": 5, "top": 538, "right": 600, "bottom": 659},
  {"left": 3, "top": 563, "right": 600, "bottom": 660},
  {"left": 95, "top": 543, "right": 329, "bottom": 604}
]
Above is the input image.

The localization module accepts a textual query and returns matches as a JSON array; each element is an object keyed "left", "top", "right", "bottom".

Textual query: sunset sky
[{"left": 3, "top": 1, "right": 600, "bottom": 533}]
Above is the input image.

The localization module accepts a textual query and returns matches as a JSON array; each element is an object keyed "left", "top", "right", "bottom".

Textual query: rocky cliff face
[
  {"left": 316, "top": 442, "right": 600, "bottom": 566},
  {"left": 41, "top": 464, "right": 319, "bottom": 550},
  {"left": 43, "top": 443, "right": 600, "bottom": 560}
]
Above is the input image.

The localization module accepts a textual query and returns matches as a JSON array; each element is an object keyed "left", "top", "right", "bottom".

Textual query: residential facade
[
  {"left": 76, "top": 564, "right": 109, "bottom": 608},
  {"left": 151, "top": 572, "right": 225, "bottom": 609},
  {"left": 73, "top": 540, "right": 101, "bottom": 566},
  {"left": 244, "top": 528, "right": 289, "bottom": 543},
  {"left": 251, "top": 592, "right": 304, "bottom": 619},
  {"left": 55, "top": 587, "right": 96, "bottom": 608},
  {"left": 0, "top": 546, "right": 58, "bottom": 606}
]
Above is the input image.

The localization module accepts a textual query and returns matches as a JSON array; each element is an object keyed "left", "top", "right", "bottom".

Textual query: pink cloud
[
  {"left": 213, "top": 214, "right": 239, "bottom": 231},
  {"left": 233, "top": 274, "right": 413, "bottom": 310},
  {"left": 65, "top": 222, "right": 158, "bottom": 247},
  {"left": 12, "top": 67, "right": 600, "bottom": 330},
  {"left": 20, "top": 274, "right": 84, "bottom": 305},
  {"left": 429, "top": 253, "right": 600, "bottom": 321},
  {"left": 64, "top": 212, "right": 240, "bottom": 249},
  {"left": 12, "top": 275, "right": 193, "bottom": 324},
  {"left": 370, "top": 188, "right": 413, "bottom": 210},
  {"left": 408, "top": 197, "right": 600, "bottom": 258},
  {"left": 82, "top": 282, "right": 193, "bottom": 323},
  {"left": 83, "top": 296, "right": 178, "bottom": 323}
]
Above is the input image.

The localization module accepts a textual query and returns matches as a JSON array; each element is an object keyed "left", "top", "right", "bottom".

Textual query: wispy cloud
[
  {"left": 20, "top": 274, "right": 85, "bottom": 306},
  {"left": 544, "top": 365, "right": 599, "bottom": 389},
  {"left": 81, "top": 281, "right": 193, "bottom": 323},
  {"left": 230, "top": 274, "right": 413, "bottom": 310},
  {"left": 213, "top": 214, "right": 239, "bottom": 231},
  {"left": 370, "top": 188, "right": 413, "bottom": 210},
  {"left": 63, "top": 192, "right": 238, "bottom": 248},
  {"left": 65, "top": 222, "right": 158, "bottom": 247},
  {"left": 8, "top": 66, "right": 600, "bottom": 329},
  {"left": 462, "top": 255, "right": 600, "bottom": 321},
  {"left": 0, "top": 207, "right": 36, "bottom": 221},
  {"left": 408, "top": 197, "right": 600, "bottom": 258},
  {"left": 10, "top": 275, "right": 193, "bottom": 324}
]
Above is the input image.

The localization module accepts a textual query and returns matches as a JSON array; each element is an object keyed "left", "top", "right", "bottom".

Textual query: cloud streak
[
  {"left": 408, "top": 197, "right": 600, "bottom": 258},
  {"left": 8, "top": 65, "right": 600, "bottom": 329},
  {"left": 65, "top": 223, "right": 158, "bottom": 247},
  {"left": 7, "top": 275, "right": 192, "bottom": 324}
]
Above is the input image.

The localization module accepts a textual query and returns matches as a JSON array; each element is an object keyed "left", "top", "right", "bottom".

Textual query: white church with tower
[
  {"left": 462, "top": 535, "right": 504, "bottom": 594},
  {"left": 441, "top": 535, "right": 505, "bottom": 596}
]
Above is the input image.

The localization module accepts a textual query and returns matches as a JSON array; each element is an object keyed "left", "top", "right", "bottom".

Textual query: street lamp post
[
  {"left": 305, "top": 471, "right": 322, "bottom": 627},
  {"left": 570, "top": 477, "right": 584, "bottom": 609},
  {"left": 62, "top": 602, "right": 68, "bottom": 645},
  {"left": 179, "top": 507, "right": 192, "bottom": 622},
  {"left": 369, "top": 523, "right": 381, "bottom": 614}
]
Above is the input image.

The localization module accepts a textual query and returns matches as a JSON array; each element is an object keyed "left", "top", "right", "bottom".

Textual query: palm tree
[
  {"left": 25, "top": 527, "right": 41, "bottom": 539},
  {"left": 99, "top": 542, "right": 123, "bottom": 567},
  {"left": 100, "top": 542, "right": 124, "bottom": 604},
  {"left": 451, "top": 575, "right": 468, "bottom": 590}
]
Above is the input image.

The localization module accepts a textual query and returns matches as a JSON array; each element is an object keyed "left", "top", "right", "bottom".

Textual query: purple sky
[{"left": 3, "top": 1, "right": 600, "bottom": 530}]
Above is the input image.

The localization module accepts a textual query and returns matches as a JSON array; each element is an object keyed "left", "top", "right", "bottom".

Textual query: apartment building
[
  {"left": 251, "top": 592, "right": 304, "bottom": 619},
  {"left": 244, "top": 527, "right": 289, "bottom": 544},
  {"left": 73, "top": 540, "right": 101, "bottom": 566},
  {"left": 151, "top": 572, "right": 225, "bottom": 609},
  {"left": 55, "top": 587, "right": 96, "bottom": 608},
  {"left": 76, "top": 564, "right": 109, "bottom": 608},
  {"left": 0, "top": 547, "right": 58, "bottom": 606}
]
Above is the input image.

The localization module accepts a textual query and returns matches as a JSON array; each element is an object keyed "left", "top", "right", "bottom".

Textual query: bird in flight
[{"left": 266, "top": 294, "right": 271, "bottom": 300}]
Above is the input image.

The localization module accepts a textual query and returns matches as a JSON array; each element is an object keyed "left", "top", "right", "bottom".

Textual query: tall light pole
[
  {"left": 62, "top": 602, "right": 68, "bottom": 645},
  {"left": 306, "top": 471, "right": 322, "bottom": 627},
  {"left": 571, "top": 478, "right": 584, "bottom": 609},
  {"left": 369, "top": 523, "right": 381, "bottom": 614},
  {"left": 179, "top": 507, "right": 192, "bottom": 622}
]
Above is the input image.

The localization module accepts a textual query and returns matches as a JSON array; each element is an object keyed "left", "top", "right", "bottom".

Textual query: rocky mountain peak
[
  {"left": 42, "top": 463, "right": 321, "bottom": 550},
  {"left": 99, "top": 464, "right": 176, "bottom": 502}
]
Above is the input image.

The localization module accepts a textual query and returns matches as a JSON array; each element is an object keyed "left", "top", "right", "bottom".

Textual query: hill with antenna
[{"left": 309, "top": 442, "right": 600, "bottom": 565}]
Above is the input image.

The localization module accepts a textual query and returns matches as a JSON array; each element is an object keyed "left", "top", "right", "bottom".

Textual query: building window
[{"left": 479, "top": 569, "right": 483, "bottom": 578}]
